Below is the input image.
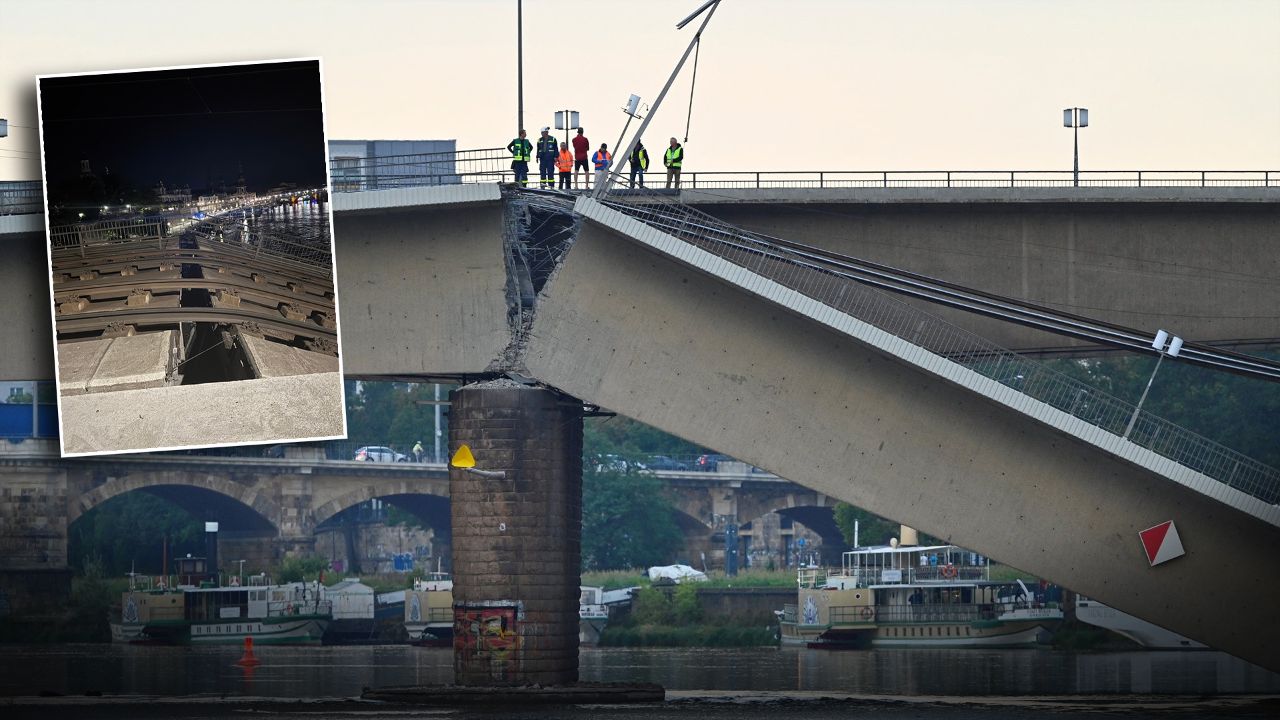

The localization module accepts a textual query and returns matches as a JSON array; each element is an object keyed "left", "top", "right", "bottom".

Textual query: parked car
[
  {"left": 646, "top": 455, "right": 690, "bottom": 471},
  {"left": 695, "top": 454, "right": 730, "bottom": 472},
  {"left": 354, "top": 445, "right": 409, "bottom": 462}
]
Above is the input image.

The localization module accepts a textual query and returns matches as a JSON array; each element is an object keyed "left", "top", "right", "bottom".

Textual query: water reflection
[{"left": 0, "top": 645, "right": 1276, "bottom": 697}]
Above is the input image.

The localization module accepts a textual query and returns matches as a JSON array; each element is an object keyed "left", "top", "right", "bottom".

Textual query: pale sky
[{"left": 2, "top": 0, "right": 1278, "bottom": 182}]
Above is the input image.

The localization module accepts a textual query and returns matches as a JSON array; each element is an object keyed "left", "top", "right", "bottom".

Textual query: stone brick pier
[{"left": 448, "top": 383, "right": 583, "bottom": 685}]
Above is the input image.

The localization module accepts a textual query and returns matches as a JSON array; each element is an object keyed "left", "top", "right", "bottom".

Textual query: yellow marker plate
[{"left": 451, "top": 444, "right": 476, "bottom": 468}]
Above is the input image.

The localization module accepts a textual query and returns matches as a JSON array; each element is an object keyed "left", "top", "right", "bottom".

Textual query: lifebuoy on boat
[
  {"left": 860, "top": 605, "right": 875, "bottom": 621},
  {"left": 230, "top": 576, "right": 240, "bottom": 587},
  {"left": 285, "top": 602, "right": 293, "bottom": 615},
  {"left": 941, "top": 563, "right": 958, "bottom": 579}
]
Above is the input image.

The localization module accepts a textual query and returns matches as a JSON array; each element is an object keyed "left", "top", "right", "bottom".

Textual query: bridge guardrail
[
  {"left": 330, "top": 147, "right": 511, "bottom": 191},
  {"left": 326, "top": 149, "right": 1280, "bottom": 191},
  {"left": 594, "top": 174, "right": 1280, "bottom": 508}
]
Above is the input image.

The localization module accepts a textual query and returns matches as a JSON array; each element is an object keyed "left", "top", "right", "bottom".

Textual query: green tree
[
  {"left": 278, "top": 555, "right": 330, "bottom": 583},
  {"left": 582, "top": 466, "right": 682, "bottom": 571},
  {"left": 672, "top": 583, "right": 703, "bottom": 625},
  {"left": 832, "top": 503, "right": 899, "bottom": 548},
  {"left": 68, "top": 492, "right": 204, "bottom": 576}
]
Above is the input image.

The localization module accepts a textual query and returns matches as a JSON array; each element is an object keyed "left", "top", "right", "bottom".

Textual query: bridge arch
[
  {"left": 311, "top": 478, "right": 449, "bottom": 529},
  {"left": 70, "top": 472, "right": 282, "bottom": 535}
]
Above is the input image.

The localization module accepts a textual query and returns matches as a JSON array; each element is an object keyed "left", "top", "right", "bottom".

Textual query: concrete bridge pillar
[{"left": 449, "top": 384, "right": 582, "bottom": 686}]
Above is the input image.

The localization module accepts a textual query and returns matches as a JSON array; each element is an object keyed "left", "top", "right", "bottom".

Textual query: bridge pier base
[{"left": 449, "top": 384, "right": 582, "bottom": 686}]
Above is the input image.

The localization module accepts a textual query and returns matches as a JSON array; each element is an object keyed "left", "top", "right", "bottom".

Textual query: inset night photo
[{"left": 38, "top": 59, "right": 344, "bottom": 456}]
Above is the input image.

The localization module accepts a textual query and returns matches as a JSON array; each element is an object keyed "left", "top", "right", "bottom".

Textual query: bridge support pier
[{"left": 449, "top": 384, "right": 582, "bottom": 686}]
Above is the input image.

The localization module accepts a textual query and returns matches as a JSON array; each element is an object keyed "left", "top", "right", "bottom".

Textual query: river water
[{"left": 1, "top": 645, "right": 1276, "bottom": 698}]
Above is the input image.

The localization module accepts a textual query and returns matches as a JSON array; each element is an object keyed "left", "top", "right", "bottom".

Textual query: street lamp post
[
  {"left": 1123, "top": 329, "right": 1183, "bottom": 440},
  {"left": 1063, "top": 107, "right": 1089, "bottom": 187},
  {"left": 517, "top": 0, "right": 524, "bottom": 137},
  {"left": 554, "top": 110, "right": 580, "bottom": 147}
]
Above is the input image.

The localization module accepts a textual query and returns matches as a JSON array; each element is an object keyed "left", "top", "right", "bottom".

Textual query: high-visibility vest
[
  {"left": 537, "top": 136, "right": 558, "bottom": 158},
  {"left": 664, "top": 145, "right": 683, "bottom": 168},
  {"left": 556, "top": 150, "right": 574, "bottom": 173},
  {"left": 509, "top": 138, "right": 531, "bottom": 162},
  {"left": 592, "top": 150, "right": 612, "bottom": 171}
]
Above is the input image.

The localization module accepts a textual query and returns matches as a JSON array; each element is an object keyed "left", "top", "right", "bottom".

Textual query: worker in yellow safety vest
[
  {"left": 630, "top": 140, "right": 650, "bottom": 188},
  {"left": 507, "top": 130, "right": 532, "bottom": 187},
  {"left": 556, "top": 142, "right": 574, "bottom": 190},
  {"left": 664, "top": 137, "right": 684, "bottom": 189}
]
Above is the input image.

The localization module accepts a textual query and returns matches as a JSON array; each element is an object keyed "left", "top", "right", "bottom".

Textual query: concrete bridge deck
[{"left": 4, "top": 183, "right": 1279, "bottom": 668}]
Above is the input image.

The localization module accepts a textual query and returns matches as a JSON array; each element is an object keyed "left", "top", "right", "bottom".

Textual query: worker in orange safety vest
[
  {"left": 591, "top": 143, "right": 613, "bottom": 187},
  {"left": 556, "top": 142, "right": 574, "bottom": 190}
]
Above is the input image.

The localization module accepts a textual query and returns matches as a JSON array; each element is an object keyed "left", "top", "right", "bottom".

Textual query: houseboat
[
  {"left": 404, "top": 574, "right": 454, "bottom": 645},
  {"left": 116, "top": 574, "right": 331, "bottom": 645},
  {"left": 778, "top": 541, "right": 1063, "bottom": 648},
  {"left": 579, "top": 586, "right": 609, "bottom": 645}
]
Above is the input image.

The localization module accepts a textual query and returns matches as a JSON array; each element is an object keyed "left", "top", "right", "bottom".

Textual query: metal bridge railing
[
  {"left": 0, "top": 180, "right": 43, "bottom": 215},
  {"left": 330, "top": 147, "right": 512, "bottom": 192},
  {"left": 676, "top": 169, "right": 1280, "bottom": 189},
  {"left": 326, "top": 149, "right": 1280, "bottom": 192},
  {"left": 592, "top": 176, "right": 1280, "bottom": 507},
  {"left": 48, "top": 217, "right": 169, "bottom": 256}
]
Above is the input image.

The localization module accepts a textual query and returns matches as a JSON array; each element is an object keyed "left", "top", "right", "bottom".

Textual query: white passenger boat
[
  {"left": 115, "top": 574, "right": 331, "bottom": 645},
  {"left": 1075, "top": 596, "right": 1205, "bottom": 649},
  {"left": 778, "top": 542, "right": 1063, "bottom": 648}
]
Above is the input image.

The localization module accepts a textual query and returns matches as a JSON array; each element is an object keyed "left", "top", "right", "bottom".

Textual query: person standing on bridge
[
  {"left": 557, "top": 142, "right": 574, "bottom": 190},
  {"left": 413, "top": 440, "right": 424, "bottom": 463},
  {"left": 592, "top": 143, "right": 613, "bottom": 186},
  {"left": 630, "top": 140, "right": 650, "bottom": 188},
  {"left": 507, "top": 129, "right": 532, "bottom": 187},
  {"left": 664, "top": 137, "right": 684, "bottom": 189},
  {"left": 572, "top": 128, "right": 590, "bottom": 189},
  {"left": 536, "top": 127, "right": 559, "bottom": 189}
]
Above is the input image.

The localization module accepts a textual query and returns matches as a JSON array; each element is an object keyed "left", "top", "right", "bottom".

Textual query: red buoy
[{"left": 235, "top": 636, "right": 261, "bottom": 666}]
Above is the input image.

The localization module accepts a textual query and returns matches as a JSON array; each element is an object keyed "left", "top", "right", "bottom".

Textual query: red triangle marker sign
[{"left": 1139, "top": 520, "right": 1184, "bottom": 566}]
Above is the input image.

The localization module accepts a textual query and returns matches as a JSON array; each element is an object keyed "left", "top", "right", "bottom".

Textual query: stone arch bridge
[{"left": 0, "top": 440, "right": 836, "bottom": 611}]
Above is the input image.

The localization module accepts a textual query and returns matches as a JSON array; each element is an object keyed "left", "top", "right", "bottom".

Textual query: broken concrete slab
[
  {"left": 84, "top": 330, "right": 175, "bottom": 393},
  {"left": 240, "top": 334, "right": 339, "bottom": 377}
]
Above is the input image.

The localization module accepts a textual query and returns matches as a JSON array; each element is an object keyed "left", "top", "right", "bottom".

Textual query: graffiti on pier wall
[{"left": 453, "top": 603, "right": 520, "bottom": 681}]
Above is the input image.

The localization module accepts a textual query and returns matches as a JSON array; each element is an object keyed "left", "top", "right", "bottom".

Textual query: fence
[
  {"left": 330, "top": 148, "right": 511, "bottom": 191},
  {"left": 325, "top": 149, "right": 1280, "bottom": 191},
  {"left": 675, "top": 169, "right": 1280, "bottom": 189},
  {"left": 48, "top": 217, "right": 168, "bottom": 256},
  {"left": 593, "top": 175, "right": 1280, "bottom": 507}
]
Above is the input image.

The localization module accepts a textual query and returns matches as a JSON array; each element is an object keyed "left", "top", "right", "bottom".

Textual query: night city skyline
[{"left": 38, "top": 59, "right": 327, "bottom": 199}]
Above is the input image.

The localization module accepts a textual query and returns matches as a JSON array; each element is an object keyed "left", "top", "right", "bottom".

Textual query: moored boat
[
  {"left": 404, "top": 573, "right": 453, "bottom": 646},
  {"left": 579, "top": 586, "right": 609, "bottom": 646},
  {"left": 778, "top": 541, "right": 1063, "bottom": 648},
  {"left": 117, "top": 575, "right": 331, "bottom": 645}
]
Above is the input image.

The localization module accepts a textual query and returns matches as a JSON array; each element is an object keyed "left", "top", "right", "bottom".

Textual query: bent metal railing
[
  {"left": 325, "top": 150, "right": 1280, "bottom": 191},
  {"left": 589, "top": 174, "right": 1280, "bottom": 509}
]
